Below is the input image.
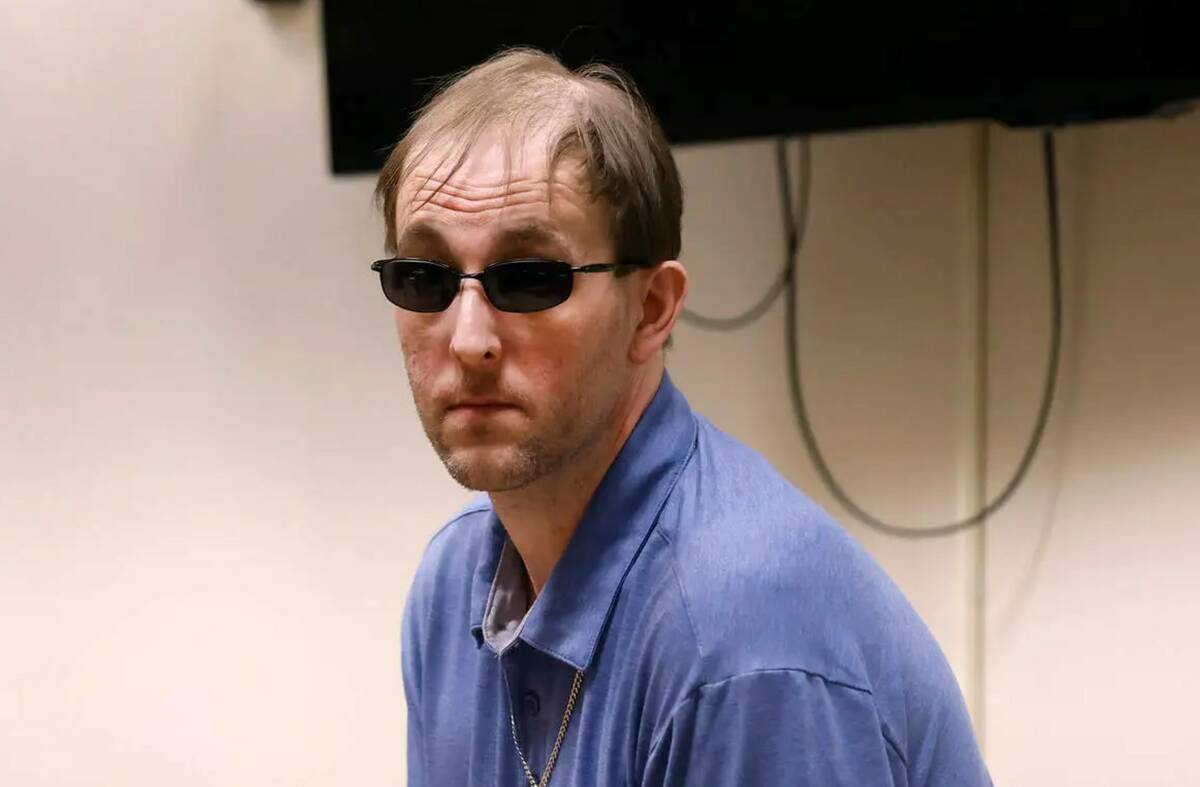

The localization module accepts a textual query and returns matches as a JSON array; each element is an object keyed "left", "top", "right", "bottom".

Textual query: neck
[{"left": 490, "top": 364, "right": 663, "bottom": 598}]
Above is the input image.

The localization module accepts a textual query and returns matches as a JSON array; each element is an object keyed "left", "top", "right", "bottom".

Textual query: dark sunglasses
[{"left": 369, "top": 257, "right": 657, "bottom": 313}]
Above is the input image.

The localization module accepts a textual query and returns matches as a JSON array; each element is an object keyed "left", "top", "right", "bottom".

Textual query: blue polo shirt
[{"left": 401, "top": 374, "right": 991, "bottom": 786}]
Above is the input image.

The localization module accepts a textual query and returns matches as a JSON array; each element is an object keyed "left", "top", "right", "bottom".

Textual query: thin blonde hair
[{"left": 373, "top": 47, "right": 682, "bottom": 264}]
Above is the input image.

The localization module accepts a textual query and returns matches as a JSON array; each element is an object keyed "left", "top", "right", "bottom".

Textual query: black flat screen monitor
[{"left": 322, "top": 2, "right": 1200, "bottom": 174}]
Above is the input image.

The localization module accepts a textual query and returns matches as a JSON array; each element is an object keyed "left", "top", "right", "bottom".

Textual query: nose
[{"left": 449, "top": 280, "right": 502, "bottom": 367}]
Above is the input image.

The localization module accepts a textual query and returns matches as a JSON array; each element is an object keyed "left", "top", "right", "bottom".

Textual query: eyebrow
[
  {"left": 395, "top": 219, "right": 572, "bottom": 260},
  {"left": 394, "top": 220, "right": 445, "bottom": 252},
  {"left": 497, "top": 220, "right": 568, "bottom": 248}
]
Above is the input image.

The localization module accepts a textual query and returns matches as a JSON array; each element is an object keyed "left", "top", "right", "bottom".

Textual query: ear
[{"left": 629, "top": 261, "right": 688, "bottom": 365}]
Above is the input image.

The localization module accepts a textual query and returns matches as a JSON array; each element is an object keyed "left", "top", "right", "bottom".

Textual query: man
[{"left": 372, "top": 47, "right": 990, "bottom": 786}]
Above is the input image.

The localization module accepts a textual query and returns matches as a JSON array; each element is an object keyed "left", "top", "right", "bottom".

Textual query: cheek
[
  {"left": 395, "top": 315, "right": 441, "bottom": 384},
  {"left": 512, "top": 321, "right": 579, "bottom": 382},
  {"left": 514, "top": 304, "right": 623, "bottom": 388}
]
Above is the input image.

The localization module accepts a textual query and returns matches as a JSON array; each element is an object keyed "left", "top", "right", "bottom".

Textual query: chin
[{"left": 441, "top": 444, "right": 542, "bottom": 492}]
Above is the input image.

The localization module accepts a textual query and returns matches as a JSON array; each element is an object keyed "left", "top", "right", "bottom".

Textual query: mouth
[{"left": 445, "top": 400, "right": 522, "bottom": 418}]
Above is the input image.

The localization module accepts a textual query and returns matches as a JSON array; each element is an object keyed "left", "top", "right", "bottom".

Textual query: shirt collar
[{"left": 469, "top": 371, "right": 698, "bottom": 671}]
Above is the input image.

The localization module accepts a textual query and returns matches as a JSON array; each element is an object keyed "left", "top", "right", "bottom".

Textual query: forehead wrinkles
[
  {"left": 407, "top": 175, "right": 550, "bottom": 220},
  {"left": 398, "top": 158, "right": 593, "bottom": 231},
  {"left": 401, "top": 120, "right": 589, "bottom": 204}
]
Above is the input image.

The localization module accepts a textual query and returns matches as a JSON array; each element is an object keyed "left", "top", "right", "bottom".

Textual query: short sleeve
[{"left": 640, "top": 669, "right": 907, "bottom": 787}]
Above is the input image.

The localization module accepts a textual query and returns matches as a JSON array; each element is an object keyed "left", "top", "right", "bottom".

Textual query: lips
[
  {"left": 450, "top": 399, "right": 512, "bottom": 409},
  {"left": 445, "top": 399, "right": 521, "bottom": 417}
]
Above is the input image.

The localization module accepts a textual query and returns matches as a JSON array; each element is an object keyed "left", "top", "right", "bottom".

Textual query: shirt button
[{"left": 523, "top": 690, "right": 541, "bottom": 718}]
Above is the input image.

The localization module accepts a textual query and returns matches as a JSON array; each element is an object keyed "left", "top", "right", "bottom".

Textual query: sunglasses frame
[{"left": 369, "top": 257, "right": 657, "bottom": 313}]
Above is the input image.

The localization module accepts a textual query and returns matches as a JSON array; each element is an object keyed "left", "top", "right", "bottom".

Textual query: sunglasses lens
[
  {"left": 381, "top": 260, "right": 457, "bottom": 312},
  {"left": 485, "top": 261, "right": 573, "bottom": 313}
]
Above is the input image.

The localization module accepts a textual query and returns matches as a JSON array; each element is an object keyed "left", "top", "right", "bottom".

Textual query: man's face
[{"left": 391, "top": 129, "right": 638, "bottom": 491}]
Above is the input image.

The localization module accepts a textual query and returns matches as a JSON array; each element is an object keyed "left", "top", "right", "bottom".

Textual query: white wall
[
  {"left": 3, "top": 1, "right": 1198, "bottom": 785},
  {"left": 2, "top": 3, "right": 469, "bottom": 785},
  {"left": 984, "top": 117, "right": 1200, "bottom": 785}
]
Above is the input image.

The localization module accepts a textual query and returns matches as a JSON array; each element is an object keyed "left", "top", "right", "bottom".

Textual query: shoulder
[
  {"left": 416, "top": 494, "right": 495, "bottom": 575},
  {"left": 658, "top": 418, "right": 967, "bottom": 732},
  {"left": 660, "top": 431, "right": 898, "bottom": 686},
  {"left": 404, "top": 495, "right": 495, "bottom": 630}
]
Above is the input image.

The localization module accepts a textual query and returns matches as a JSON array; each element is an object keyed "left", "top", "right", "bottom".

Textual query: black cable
[
  {"left": 678, "top": 138, "right": 809, "bottom": 330},
  {"left": 678, "top": 268, "right": 787, "bottom": 330},
  {"left": 784, "top": 130, "right": 1063, "bottom": 538}
]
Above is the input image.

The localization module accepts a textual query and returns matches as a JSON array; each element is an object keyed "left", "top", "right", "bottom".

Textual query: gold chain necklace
[{"left": 508, "top": 669, "right": 585, "bottom": 787}]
